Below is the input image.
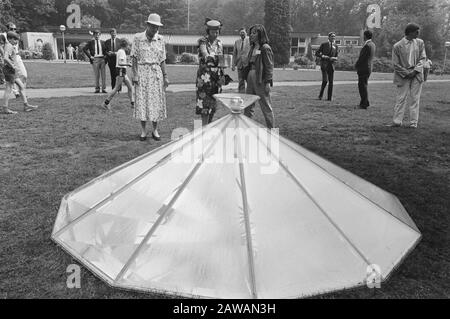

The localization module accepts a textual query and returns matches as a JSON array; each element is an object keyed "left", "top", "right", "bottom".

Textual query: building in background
[{"left": 21, "top": 28, "right": 362, "bottom": 62}]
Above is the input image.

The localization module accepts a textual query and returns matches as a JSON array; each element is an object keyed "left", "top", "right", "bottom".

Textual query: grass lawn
[
  {"left": 22, "top": 61, "right": 450, "bottom": 89},
  {"left": 0, "top": 81, "right": 449, "bottom": 299}
]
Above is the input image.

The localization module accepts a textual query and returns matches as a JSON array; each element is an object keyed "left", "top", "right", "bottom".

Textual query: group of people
[
  {"left": 315, "top": 24, "right": 430, "bottom": 128},
  {"left": 1, "top": 16, "right": 431, "bottom": 138},
  {"left": 198, "top": 20, "right": 275, "bottom": 128},
  {"left": 86, "top": 14, "right": 275, "bottom": 141},
  {"left": 0, "top": 22, "right": 38, "bottom": 114}
]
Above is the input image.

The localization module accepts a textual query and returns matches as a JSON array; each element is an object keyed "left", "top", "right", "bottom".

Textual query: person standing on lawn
[
  {"left": 67, "top": 44, "right": 74, "bottom": 60},
  {"left": 102, "top": 38, "right": 135, "bottom": 110},
  {"left": 105, "top": 28, "right": 120, "bottom": 91},
  {"left": 232, "top": 27, "right": 250, "bottom": 93},
  {"left": 390, "top": 23, "right": 428, "bottom": 128},
  {"left": 83, "top": 30, "right": 107, "bottom": 93},
  {"left": 315, "top": 32, "right": 339, "bottom": 101},
  {"left": 0, "top": 35, "right": 5, "bottom": 86},
  {"left": 131, "top": 13, "right": 169, "bottom": 141},
  {"left": 3, "top": 23, "right": 26, "bottom": 98},
  {"left": 355, "top": 30, "right": 376, "bottom": 109},
  {"left": 1, "top": 32, "right": 38, "bottom": 114},
  {"left": 196, "top": 19, "right": 224, "bottom": 126},
  {"left": 244, "top": 24, "right": 275, "bottom": 129}
]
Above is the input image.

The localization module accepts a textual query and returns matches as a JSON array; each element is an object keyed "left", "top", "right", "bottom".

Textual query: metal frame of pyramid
[{"left": 52, "top": 94, "right": 421, "bottom": 299}]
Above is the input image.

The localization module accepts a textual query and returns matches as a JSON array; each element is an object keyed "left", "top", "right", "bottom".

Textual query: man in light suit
[
  {"left": 105, "top": 28, "right": 120, "bottom": 91},
  {"left": 390, "top": 23, "right": 427, "bottom": 128},
  {"left": 83, "top": 29, "right": 107, "bottom": 93},
  {"left": 232, "top": 28, "right": 250, "bottom": 93},
  {"left": 355, "top": 30, "right": 376, "bottom": 109},
  {"left": 315, "top": 32, "right": 339, "bottom": 101}
]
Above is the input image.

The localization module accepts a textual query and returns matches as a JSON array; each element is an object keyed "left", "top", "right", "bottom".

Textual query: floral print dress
[
  {"left": 131, "top": 32, "right": 167, "bottom": 122},
  {"left": 196, "top": 36, "right": 224, "bottom": 117}
]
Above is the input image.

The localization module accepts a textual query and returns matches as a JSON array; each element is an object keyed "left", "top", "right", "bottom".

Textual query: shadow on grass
[{"left": 0, "top": 83, "right": 449, "bottom": 298}]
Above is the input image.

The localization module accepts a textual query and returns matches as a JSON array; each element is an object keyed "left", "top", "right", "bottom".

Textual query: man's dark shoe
[
  {"left": 102, "top": 89, "right": 107, "bottom": 94},
  {"left": 95, "top": 89, "right": 100, "bottom": 93}
]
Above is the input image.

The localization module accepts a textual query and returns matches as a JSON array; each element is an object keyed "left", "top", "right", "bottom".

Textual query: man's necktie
[
  {"left": 408, "top": 40, "right": 415, "bottom": 66},
  {"left": 241, "top": 39, "right": 244, "bottom": 52},
  {"left": 97, "top": 40, "right": 100, "bottom": 56},
  {"left": 112, "top": 39, "right": 115, "bottom": 52}
]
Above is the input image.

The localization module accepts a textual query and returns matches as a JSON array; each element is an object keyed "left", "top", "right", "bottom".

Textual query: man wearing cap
[
  {"left": 232, "top": 28, "right": 250, "bottom": 93},
  {"left": 131, "top": 13, "right": 169, "bottom": 141},
  {"left": 83, "top": 30, "right": 107, "bottom": 93},
  {"left": 105, "top": 28, "right": 120, "bottom": 91},
  {"left": 315, "top": 32, "right": 339, "bottom": 101},
  {"left": 389, "top": 23, "right": 427, "bottom": 129}
]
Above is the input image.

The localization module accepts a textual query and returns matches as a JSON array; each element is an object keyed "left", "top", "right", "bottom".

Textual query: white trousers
[{"left": 393, "top": 77, "right": 423, "bottom": 126}]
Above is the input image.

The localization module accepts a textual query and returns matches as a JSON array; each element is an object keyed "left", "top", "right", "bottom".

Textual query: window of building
[
  {"left": 299, "top": 37, "right": 306, "bottom": 43},
  {"left": 351, "top": 40, "right": 358, "bottom": 45},
  {"left": 345, "top": 40, "right": 352, "bottom": 45},
  {"left": 335, "top": 40, "right": 341, "bottom": 45},
  {"left": 291, "top": 37, "right": 298, "bottom": 47}
]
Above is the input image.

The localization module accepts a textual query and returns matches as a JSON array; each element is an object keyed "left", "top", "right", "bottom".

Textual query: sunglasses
[{"left": 9, "top": 28, "right": 17, "bottom": 31}]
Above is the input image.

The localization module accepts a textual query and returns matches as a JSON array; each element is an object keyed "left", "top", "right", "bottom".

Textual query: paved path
[{"left": 2, "top": 79, "right": 450, "bottom": 99}]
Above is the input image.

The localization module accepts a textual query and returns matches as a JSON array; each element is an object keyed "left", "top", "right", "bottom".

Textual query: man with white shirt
[
  {"left": 83, "top": 29, "right": 107, "bottom": 93},
  {"left": 232, "top": 28, "right": 250, "bottom": 93},
  {"left": 390, "top": 23, "right": 427, "bottom": 128}
]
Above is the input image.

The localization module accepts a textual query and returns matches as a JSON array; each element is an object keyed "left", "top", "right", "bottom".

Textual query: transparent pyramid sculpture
[{"left": 52, "top": 93, "right": 421, "bottom": 299}]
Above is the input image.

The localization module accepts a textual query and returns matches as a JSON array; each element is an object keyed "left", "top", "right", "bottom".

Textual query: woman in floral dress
[
  {"left": 131, "top": 13, "right": 170, "bottom": 141},
  {"left": 196, "top": 19, "right": 224, "bottom": 126}
]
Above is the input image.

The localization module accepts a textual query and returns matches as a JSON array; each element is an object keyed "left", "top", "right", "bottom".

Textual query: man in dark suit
[
  {"left": 315, "top": 32, "right": 339, "bottom": 101},
  {"left": 355, "top": 30, "right": 376, "bottom": 109},
  {"left": 104, "top": 28, "right": 120, "bottom": 91},
  {"left": 83, "top": 29, "right": 107, "bottom": 93}
]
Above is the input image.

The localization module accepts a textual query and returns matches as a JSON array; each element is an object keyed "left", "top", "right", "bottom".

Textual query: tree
[
  {"left": 42, "top": 42, "right": 55, "bottom": 60},
  {"left": 81, "top": 15, "right": 101, "bottom": 29},
  {"left": 10, "top": 0, "right": 56, "bottom": 30},
  {"left": 0, "top": 0, "right": 15, "bottom": 30},
  {"left": 265, "top": 0, "right": 291, "bottom": 66}
]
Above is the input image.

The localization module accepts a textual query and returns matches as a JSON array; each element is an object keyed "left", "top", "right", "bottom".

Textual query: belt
[{"left": 138, "top": 62, "right": 160, "bottom": 66}]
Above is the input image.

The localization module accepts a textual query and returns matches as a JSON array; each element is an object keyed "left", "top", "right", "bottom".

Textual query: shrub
[
  {"left": 33, "top": 52, "right": 43, "bottom": 59},
  {"left": 19, "top": 50, "right": 34, "bottom": 59},
  {"left": 372, "top": 57, "right": 393, "bottom": 73},
  {"left": 180, "top": 52, "right": 198, "bottom": 64},
  {"left": 165, "top": 44, "right": 177, "bottom": 64},
  {"left": 294, "top": 54, "right": 313, "bottom": 66},
  {"left": 42, "top": 42, "right": 55, "bottom": 61},
  {"left": 334, "top": 52, "right": 359, "bottom": 71},
  {"left": 430, "top": 60, "right": 450, "bottom": 75}
]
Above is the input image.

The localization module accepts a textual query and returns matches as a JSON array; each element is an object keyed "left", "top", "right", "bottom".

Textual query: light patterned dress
[{"left": 131, "top": 32, "right": 167, "bottom": 122}]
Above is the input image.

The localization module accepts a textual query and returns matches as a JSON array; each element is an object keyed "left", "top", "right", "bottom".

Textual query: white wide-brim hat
[{"left": 146, "top": 13, "right": 163, "bottom": 26}]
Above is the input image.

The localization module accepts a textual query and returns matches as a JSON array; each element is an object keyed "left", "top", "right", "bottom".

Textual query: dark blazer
[
  {"left": 247, "top": 43, "right": 274, "bottom": 86},
  {"left": 315, "top": 41, "right": 339, "bottom": 71},
  {"left": 355, "top": 40, "right": 376, "bottom": 75},
  {"left": 104, "top": 37, "right": 119, "bottom": 64},
  {"left": 83, "top": 39, "right": 106, "bottom": 64}
]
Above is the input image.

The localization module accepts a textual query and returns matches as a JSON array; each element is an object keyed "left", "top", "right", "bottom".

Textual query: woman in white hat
[
  {"left": 195, "top": 18, "right": 224, "bottom": 126},
  {"left": 131, "top": 13, "right": 169, "bottom": 141}
]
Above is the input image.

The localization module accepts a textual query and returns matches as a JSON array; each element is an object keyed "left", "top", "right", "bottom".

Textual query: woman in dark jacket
[{"left": 244, "top": 24, "right": 275, "bottom": 129}]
